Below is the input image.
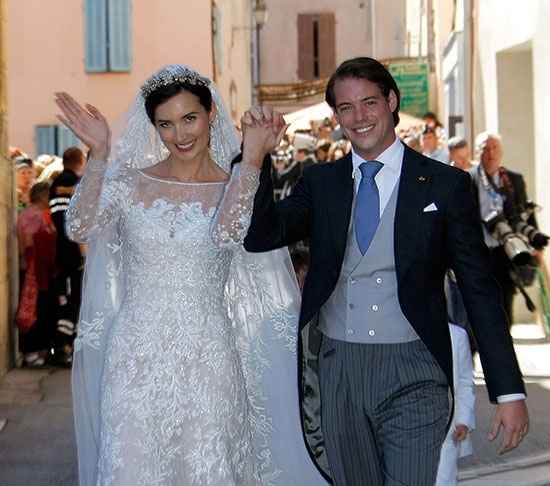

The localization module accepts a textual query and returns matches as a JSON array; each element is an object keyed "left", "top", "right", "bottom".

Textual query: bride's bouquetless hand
[
  {"left": 241, "top": 105, "right": 287, "bottom": 168},
  {"left": 54, "top": 92, "right": 111, "bottom": 161}
]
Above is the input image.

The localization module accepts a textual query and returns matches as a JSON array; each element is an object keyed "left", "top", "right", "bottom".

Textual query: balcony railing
[{"left": 256, "top": 78, "right": 328, "bottom": 104}]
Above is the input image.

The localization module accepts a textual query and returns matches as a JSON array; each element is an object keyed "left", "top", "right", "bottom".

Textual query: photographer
[{"left": 470, "top": 132, "right": 548, "bottom": 327}]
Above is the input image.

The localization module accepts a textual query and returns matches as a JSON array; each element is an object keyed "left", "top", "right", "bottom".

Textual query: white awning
[{"left": 284, "top": 101, "right": 424, "bottom": 134}]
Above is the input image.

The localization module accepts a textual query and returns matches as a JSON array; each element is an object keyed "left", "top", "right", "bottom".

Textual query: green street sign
[{"left": 388, "top": 62, "right": 429, "bottom": 117}]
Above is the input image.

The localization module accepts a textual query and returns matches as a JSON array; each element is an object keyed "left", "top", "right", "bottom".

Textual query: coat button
[{"left": 368, "top": 330, "right": 375, "bottom": 336}]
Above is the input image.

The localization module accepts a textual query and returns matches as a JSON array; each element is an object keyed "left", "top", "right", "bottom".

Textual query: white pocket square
[{"left": 423, "top": 203, "right": 438, "bottom": 212}]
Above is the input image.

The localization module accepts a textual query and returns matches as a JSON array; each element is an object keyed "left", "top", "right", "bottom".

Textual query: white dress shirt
[{"left": 351, "top": 136, "right": 525, "bottom": 404}]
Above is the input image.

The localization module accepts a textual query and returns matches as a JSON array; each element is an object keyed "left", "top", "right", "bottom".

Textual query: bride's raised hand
[
  {"left": 54, "top": 92, "right": 111, "bottom": 161},
  {"left": 241, "top": 106, "right": 287, "bottom": 168}
]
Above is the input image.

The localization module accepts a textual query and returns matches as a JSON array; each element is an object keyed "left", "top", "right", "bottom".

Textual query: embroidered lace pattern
[{"left": 67, "top": 160, "right": 263, "bottom": 485}]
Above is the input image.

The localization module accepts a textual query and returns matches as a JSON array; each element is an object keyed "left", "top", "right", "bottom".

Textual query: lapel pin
[{"left": 418, "top": 176, "right": 428, "bottom": 182}]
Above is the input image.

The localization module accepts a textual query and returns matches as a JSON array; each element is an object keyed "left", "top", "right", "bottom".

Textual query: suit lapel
[
  {"left": 395, "top": 146, "right": 432, "bottom": 283},
  {"left": 325, "top": 154, "right": 354, "bottom": 263}
]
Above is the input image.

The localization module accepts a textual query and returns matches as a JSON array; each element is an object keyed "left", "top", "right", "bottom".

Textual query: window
[
  {"left": 297, "top": 13, "right": 336, "bottom": 81},
  {"left": 85, "top": 0, "right": 132, "bottom": 72},
  {"left": 35, "top": 125, "right": 80, "bottom": 156}
]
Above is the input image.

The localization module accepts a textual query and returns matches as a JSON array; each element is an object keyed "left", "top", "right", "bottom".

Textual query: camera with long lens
[
  {"left": 483, "top": 210, "right": 533, "bottom": 266},
  {"left": 483, "top": 203, "right": 548, "bottom": 312},
  {"left": 516, "top": 201, "right": 549, "bottom": 250}
]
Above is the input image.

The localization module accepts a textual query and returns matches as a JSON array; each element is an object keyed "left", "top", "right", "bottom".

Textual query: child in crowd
[{"left": 436, "top": 322, "right": 476, "bottom": 486}]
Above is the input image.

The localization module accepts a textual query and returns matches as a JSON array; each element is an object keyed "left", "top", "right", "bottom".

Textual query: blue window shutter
[
  {"left": 108, "top": 0, "right": 132, "bottom": 72},
  {"left": 85, "top": 0, "right": 108, "bottom": 72},
  {"left": 56, "top": 126, "right": 81, "bottom": 156},
  {"left": 35, "top": 126, "right": 57, "bottom": 155}
]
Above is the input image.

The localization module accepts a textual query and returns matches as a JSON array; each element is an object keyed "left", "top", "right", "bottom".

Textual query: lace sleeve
[
  {"left": 212, "top": 162, "right": 261, "bottom": 248},
  {"left": 66, "top": 159, "right": 133, "bottom": 243}
]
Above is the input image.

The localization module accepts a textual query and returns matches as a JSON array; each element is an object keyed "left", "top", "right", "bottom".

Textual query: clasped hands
[{"left": 240, "top": 106, "right": 288, "bottom": 169}]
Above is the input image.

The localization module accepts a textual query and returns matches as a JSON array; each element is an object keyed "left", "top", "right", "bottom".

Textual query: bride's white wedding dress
[
  {"left": 68, "top": 159, "right": 327, "bottom": 486},
  {"left": 67, "top": 63, "right": 327, "bottom": 486}
]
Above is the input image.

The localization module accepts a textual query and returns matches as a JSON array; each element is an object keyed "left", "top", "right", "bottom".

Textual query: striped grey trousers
[{"left": 319, "top": 336, "right": 450, "bottom": 486}]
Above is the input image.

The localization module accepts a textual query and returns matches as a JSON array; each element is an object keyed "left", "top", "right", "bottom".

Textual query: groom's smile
[{"left": 333, "top": 76, "right": 398, "bottom": 161}]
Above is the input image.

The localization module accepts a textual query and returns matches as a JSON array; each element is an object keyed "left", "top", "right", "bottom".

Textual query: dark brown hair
[
  {"left": 325, "top": 57, "right": 401, "bottom": 126},
  {"left": 144, "top": 82, "right": 213, "bottom": 124}
]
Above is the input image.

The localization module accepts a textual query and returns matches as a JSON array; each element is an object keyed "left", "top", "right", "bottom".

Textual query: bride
[{"left": 56, "top": 65, "right": 328, "bottom": 486}]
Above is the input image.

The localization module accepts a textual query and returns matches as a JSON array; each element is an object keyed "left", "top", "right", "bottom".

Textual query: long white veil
[{"left": 71, "top": 65, "right": 327, "bottom": 486}]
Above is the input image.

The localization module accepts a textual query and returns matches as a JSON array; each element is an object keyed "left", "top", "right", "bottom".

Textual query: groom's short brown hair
[{"left": 325, "top": 57, "right": 401, "bottom": 126}]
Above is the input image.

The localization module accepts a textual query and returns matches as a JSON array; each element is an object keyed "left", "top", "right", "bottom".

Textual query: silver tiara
[{"left": 140, "top": 65, "right": 211, "bottom": 99}]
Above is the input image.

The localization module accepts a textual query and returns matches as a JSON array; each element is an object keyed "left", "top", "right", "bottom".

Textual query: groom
[{"left": 243, "top": 57, "right": 528, "bottom": 485}]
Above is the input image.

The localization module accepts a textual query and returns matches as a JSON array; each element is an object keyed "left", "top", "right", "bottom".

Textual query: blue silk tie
[{"left": 355, "top": 161, "right": 383, "bottom": 255}]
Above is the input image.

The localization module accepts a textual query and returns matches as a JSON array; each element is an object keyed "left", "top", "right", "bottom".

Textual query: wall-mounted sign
[{"left": 388, "top": 61, "right": 429, "bottom": 117}]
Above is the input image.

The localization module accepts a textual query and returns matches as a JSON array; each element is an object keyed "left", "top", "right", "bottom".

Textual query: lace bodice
[{"left": 66, "top": 158, "right": 260, "bottom": 249}]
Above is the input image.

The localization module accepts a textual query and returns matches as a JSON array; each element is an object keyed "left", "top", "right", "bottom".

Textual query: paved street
[
  {"left": 458, "top": 322, "right": 550, "bottom": 484},
  {"left": 0, "top": 369, "right": 77, "bottom": 486},
  {"left": 1, "top": 323, "right": 549, "bottom": 485},
  {"left": 458, "top": 379, "right": 550, "bottom": 485}
]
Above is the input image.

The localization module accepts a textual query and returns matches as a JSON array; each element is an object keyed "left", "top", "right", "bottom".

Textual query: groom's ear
[
  {"left": 332, "top": 107, "right": 341, "bottom": 126},
  {"left": 387, "top": 90, "right": 398, "bottom": 113}
]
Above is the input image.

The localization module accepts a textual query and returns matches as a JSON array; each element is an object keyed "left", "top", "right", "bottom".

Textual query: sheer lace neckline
[{"left": 137, "top": 169, "right": 228, "bottom": 186}]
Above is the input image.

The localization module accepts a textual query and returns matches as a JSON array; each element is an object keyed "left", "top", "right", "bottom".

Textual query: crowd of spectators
[
  {"left": 268, "top": 117, "right": 352, "bottom": 201},
  {"left": 10, "top": 145, "right": 85, "bottom": 367},
  {"left": 8, "top": 108, "right": 547, "bottom": 366}
]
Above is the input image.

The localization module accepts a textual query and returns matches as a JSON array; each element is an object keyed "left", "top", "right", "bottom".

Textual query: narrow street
[
  {"left": 1, "top": 1, "right": 550, "bottom": 485},
  {"left": 1, "top": 323, "right": 549, "bottom": 486}
]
